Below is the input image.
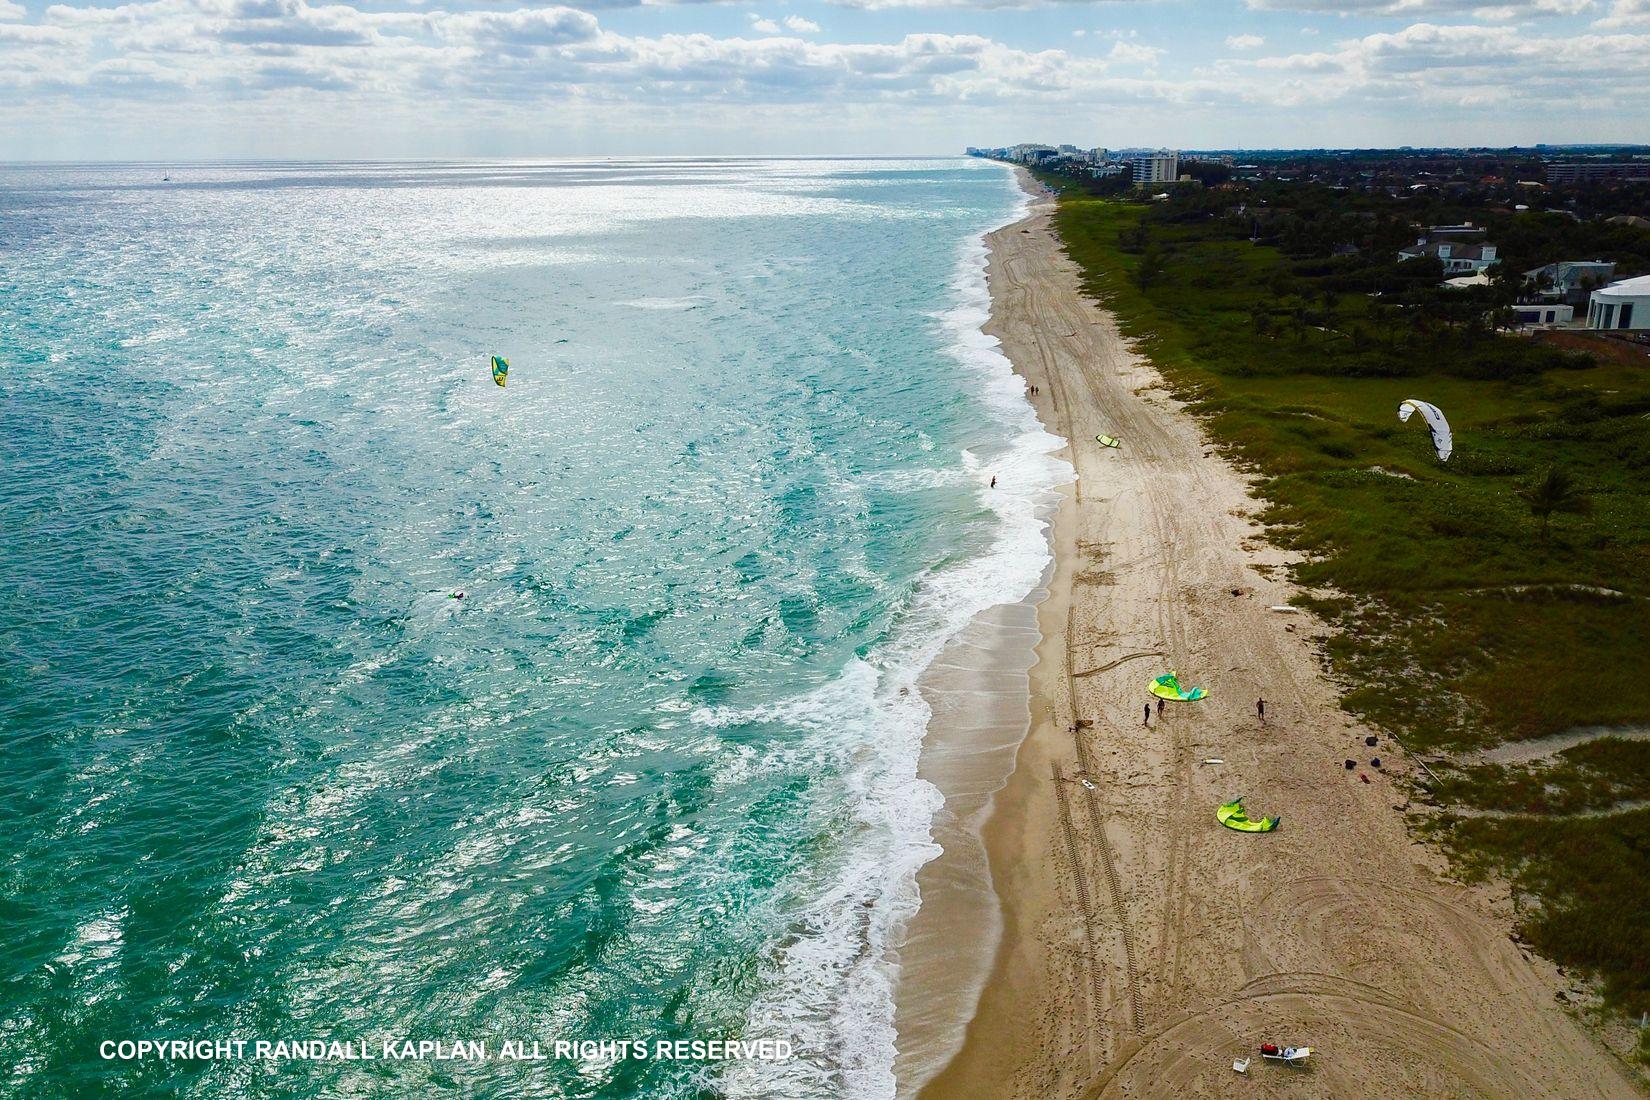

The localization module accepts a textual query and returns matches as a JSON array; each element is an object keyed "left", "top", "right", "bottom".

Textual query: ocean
[{"left": 0, "top": 158, "right": 1065, "bottom": 1098}]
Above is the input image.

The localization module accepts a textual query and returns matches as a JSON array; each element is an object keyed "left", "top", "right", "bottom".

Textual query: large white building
[
  {"left": 1586, "top": 274, "right": 1650, "bottom": 330},
  {"left": 1399, "top": 228, "right": 1499, "bottom": 275},
  {"left": 1130, "top": 151, "right": 1179, "bottom": 185}
]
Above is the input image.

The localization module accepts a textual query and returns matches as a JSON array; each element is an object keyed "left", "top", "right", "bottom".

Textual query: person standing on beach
[
  {"left": 1143, "top": 703, "right": 1151, "bottom": 727},
  {"left": 1156, "top": 698, "right": 1165, "bottom": 720},
  {"left": 1257, "top": 697, "right": 1266, "bottom": 724}
]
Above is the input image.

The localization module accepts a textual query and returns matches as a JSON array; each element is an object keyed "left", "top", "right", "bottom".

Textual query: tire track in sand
[
  {"left": 1052, "top": 763, "right": 1110, "bottom": 1039},
  {"left": 1071, "top": 733, "right": 1146, "bottom": 1036}
]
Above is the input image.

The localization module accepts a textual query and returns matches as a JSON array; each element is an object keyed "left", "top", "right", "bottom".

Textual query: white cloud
[
  {"left": 1595, "top": 0, "right": 1650, "bottom": 24},
  {"left": 835, "top": 0, "right": 1142, "bottom": 9},
  {"left": 783, "top": 14, "right": 820, "bottom": 31},
  {"left": 2, "top": 2, "right": 1115, "bottom": 103},
  {"left": 1247, "top": 0, "right": 1590, "bottom": 13},
  {"left": 1107, "top": 39, "right": 1161, "bottom": 64},
  {"left": 4, "top": 0, "right": 1650, "bottom": 147},
  {"left": 1225, "top": 32, "right": 1265, "bottom": 47},
  {"left": 437, "top": 7, "right": 598, "bottom": 46},
  {"left": 1300, "top": 24, "right": 1320, "bottom": 32},
  {"left": 0, "top": 0, "right": 26, "bottom": 18},
  {"left": 1239, "top": 20, "right": 1650, "bottom": 108}
]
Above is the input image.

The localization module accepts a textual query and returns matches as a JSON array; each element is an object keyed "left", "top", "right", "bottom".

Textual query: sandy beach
[{"left": 904, "top": 170, "right": 1643, "bottom": 1099}]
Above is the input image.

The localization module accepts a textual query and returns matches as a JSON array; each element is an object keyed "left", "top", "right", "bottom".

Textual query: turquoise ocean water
[{"left": 0, "top": 158, "right": 1064, "bottom": 1098}]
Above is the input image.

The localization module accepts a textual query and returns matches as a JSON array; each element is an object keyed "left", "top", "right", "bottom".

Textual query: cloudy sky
[{"left": 2, "top": 0, "right": 1647, "bottom": 157}]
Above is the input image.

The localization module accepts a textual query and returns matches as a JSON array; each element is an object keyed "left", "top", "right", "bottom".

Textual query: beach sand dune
[{"left": 907, "top": 177, "right": 1642, "bottom": 1099}]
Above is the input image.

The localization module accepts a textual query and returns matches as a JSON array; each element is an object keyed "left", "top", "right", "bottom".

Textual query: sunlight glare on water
[{"left": 0, "top": 157, "right": 1063, "bottom": 1098}]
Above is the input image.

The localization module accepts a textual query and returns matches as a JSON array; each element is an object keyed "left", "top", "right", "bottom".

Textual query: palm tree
[{"left": 1518, "top": 466, "right": 1591, "bottom": 545}]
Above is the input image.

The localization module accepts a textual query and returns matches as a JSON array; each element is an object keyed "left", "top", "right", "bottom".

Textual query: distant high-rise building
[
  {"left": 1130, "top": 151, "right": 1179, "bottom": 185},
  {"left": 1546, "top": 161, "right": 1650, "bottom": 184}
]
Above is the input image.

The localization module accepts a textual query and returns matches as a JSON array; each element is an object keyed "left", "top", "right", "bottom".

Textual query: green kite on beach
[
  {"left": 1217, "top": 797, "right": 1279, "bottom": 833},
  {"left": 1096, "top": 434, "right": 1121, "bottom": 449},
  {"left": 1149, "top": 671, "right": 1207, "bottom": 701}
]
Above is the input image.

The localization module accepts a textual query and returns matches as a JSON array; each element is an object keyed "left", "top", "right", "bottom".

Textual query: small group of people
[
  {"left": 1141, "top": 696, "right": 1266, "bottom": 726},
  {"left": 1027, "top": 384, "right": 1041, "bottom": 396}
]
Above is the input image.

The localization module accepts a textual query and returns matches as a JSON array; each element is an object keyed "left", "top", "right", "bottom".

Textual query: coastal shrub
[{"left": 1434, "top": 809, "right": 1650, "bottom": 1016}]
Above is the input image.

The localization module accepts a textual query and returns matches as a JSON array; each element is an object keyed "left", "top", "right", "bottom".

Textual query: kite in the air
[{"left": 491, "top": 355, "right": 509, "bottom": 387}]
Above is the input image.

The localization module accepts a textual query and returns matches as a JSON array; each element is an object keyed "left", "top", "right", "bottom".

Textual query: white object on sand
[
  {"left": 1202, "top": 758, "right": 1225, "bottom": 765},
  {"left": 1232, "top": 1057, "right": 1250, "bottom": 1074},
  {"left": 1262, "top": 1046, "right": 1313, "bottom": 1066},
  {"left": 1269, "top": 605, "right": 1300, "bottom": 613}
]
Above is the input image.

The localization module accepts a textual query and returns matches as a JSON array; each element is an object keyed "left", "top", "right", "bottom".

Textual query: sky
[{"left": 2, "top": 0, "right": 1648, "bottom": 157}]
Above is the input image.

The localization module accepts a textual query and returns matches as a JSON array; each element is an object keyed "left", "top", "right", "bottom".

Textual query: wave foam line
[{"left": 712, "top": 165, "right": 1070, "bottom": 1100}]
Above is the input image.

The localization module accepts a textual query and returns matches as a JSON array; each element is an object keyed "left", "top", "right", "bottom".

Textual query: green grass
[
  {"left": 1428, "top": 738, "right": 1650, "bottom": 815},
  {"left": 1045, "top": 182, "right": 1650, "bottom": 1019},
  {"left": 1427, "top": 807, "right": 1650, "bottom": 1017}
]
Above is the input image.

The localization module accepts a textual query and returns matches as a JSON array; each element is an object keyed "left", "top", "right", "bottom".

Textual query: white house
[
  {"left": 1399, "top": 233, "right": 1499, "bottom": 274},
  {"left": 1523, "top": 260, "right": 1616, "bottom": 304},
  {"left": 1513, "top": 303, "right": 1573, "bottom": 326},
  {"left": 1586, "top": 274, "right": 1650, "bottom": 331}
]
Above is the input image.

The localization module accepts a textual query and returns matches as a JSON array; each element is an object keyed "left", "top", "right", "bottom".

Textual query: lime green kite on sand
[
  {"left": 1149, "top": 671, "right": 1206, "bottom": 701},
  {"left": 1096, "top": 434, "right": 1121, "bottom": 449},
  {"left": 1217, "top": 797, "right": 1279, "bottom": 833},
  {"left": 490, "top": 355, "right": 509, "bottom": 387}
]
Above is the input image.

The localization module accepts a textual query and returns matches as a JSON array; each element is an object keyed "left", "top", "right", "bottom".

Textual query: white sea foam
[
  {"left": 620, "top": 295, "right": 715, "bottom": 311},
  {"left": 710, "top": 165, "right": 1069, "bottom": 1100}
]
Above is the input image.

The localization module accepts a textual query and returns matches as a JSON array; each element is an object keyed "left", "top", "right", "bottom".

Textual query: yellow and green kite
[
  {"left": 1217, "top": 797, "right": 1279, "bottom": 833},
  {"left": 1149, "top": 671, "right": 1206, "bottom": 701},
  {"left": 1096, "top": 434, "right": 1121, "bottom": 449},
  {"left": 491, "top": 355, "right": 509, "bottom": 387}
]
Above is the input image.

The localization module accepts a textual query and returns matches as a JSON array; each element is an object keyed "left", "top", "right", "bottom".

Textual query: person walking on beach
[
  {"left": 1257, "top": 697, "right": 1266, "bottom": 724},
  {"left": 1143, "top": 703, "right": 1151, "bottom": 727},
  {"left": 1156, "top": 698, "right": 1165, "bottom": 720}
]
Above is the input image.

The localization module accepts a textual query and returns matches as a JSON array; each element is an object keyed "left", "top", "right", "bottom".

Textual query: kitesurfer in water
[{"left": 990, "top": 476, "right": 997, "bottom": 489}]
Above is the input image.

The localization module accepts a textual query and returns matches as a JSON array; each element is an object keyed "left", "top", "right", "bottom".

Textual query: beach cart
[{"left": 1259, "top": 1044, "right": 1312, "bottom": 1066}]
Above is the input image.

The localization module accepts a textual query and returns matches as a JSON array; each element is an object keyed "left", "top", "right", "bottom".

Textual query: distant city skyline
[{"left": 3, "top": 0, "right": 1649, "bottom": 159}]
